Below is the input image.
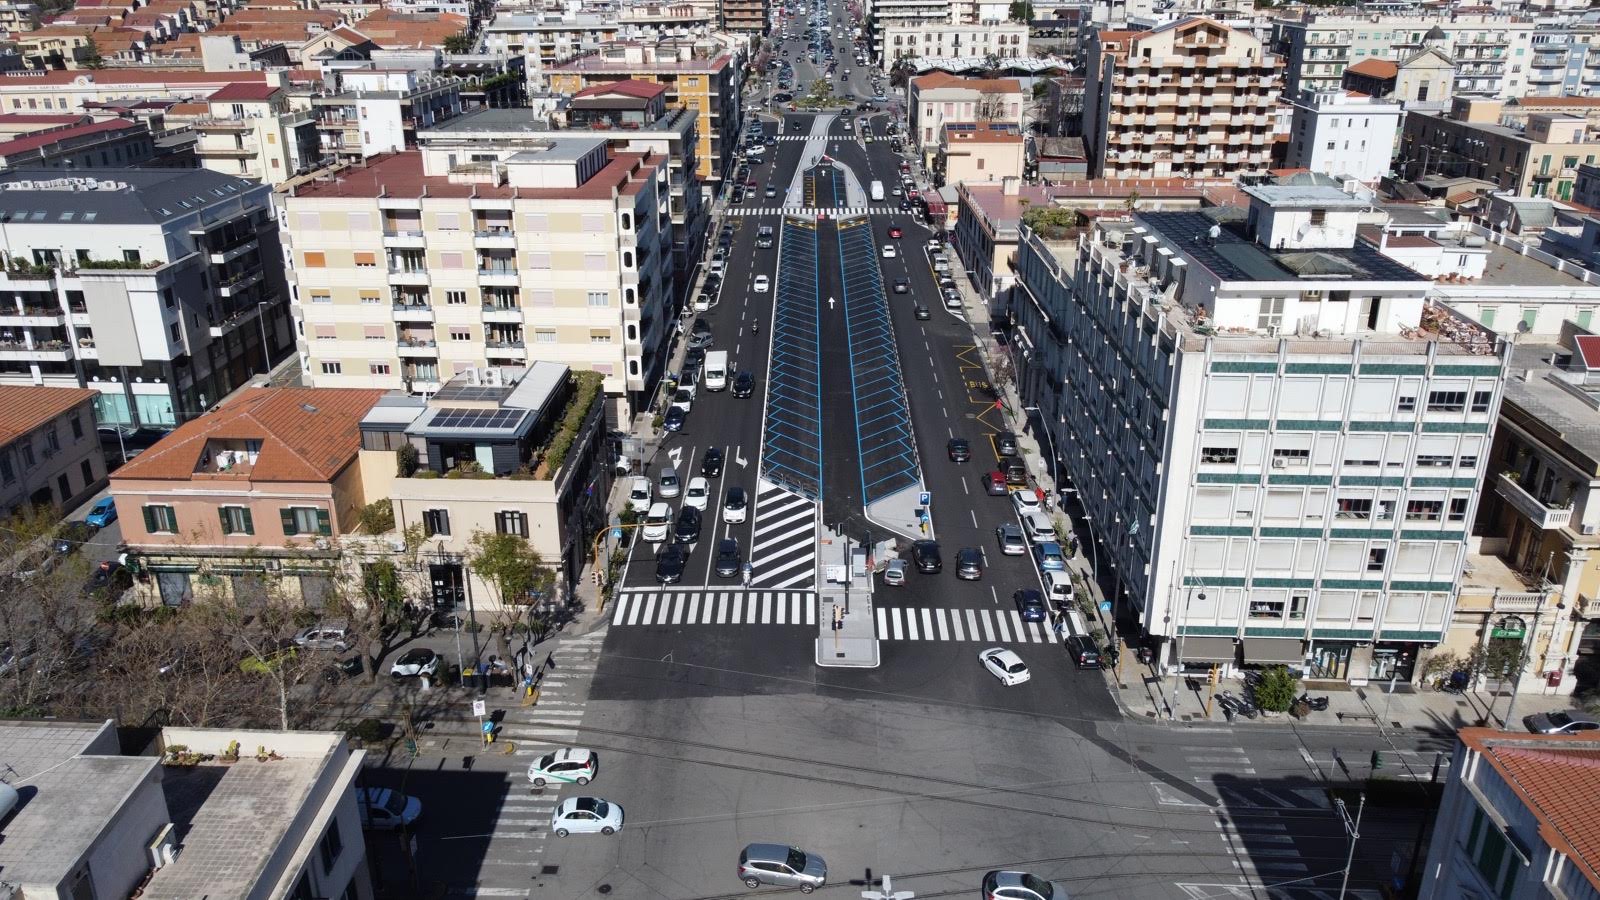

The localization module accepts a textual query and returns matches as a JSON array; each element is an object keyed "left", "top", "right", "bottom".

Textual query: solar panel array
[{"left": 428, "top": 407, "right": 526, "bottom": 432}]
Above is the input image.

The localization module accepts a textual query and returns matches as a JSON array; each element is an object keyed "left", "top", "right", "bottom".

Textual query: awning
[
  {"left": 1241, "top": 637, "right": 1305, "bottom": 665},
  {"left": 1178, "top": 636, "right": 1237, "bottom": 663}
]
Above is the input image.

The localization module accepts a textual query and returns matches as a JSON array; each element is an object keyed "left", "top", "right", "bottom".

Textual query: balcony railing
[{"left": 1495, "top": 472, "right": 1574, "bottom": 530}]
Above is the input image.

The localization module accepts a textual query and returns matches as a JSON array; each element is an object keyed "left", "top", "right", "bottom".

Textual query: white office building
[
  {"left": 1285, "top": 89, "right": 1402, "bottom": 185},
  {"left": 1012, "top": 185, "right": 1509, "bottom": 684}
]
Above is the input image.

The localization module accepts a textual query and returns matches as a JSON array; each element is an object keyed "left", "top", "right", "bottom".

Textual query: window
[
  {"left": 70, "top": 416, "right": 82, "bottom": 441},
  {"left": 587, "top": 291, "right": 610, "bottom": 307},
  {"left": 360, "top": 290, "right": 382, "bottom": 305},
  {"left": 370, "top": 362, "right": 391, "bottom": 376},
  {"left": 219, "top": 506, "right": 254, "bottom": 535},
  {"left": 321, "top": 361, "right": 342, "bottom": 375},
  {"left": 319, "top": 818, "right": 343, "bottom": 873},
  {"left": 363, "top": 325, "right": 386, "bottom": 341},
  {"left": 314, "top": 325, "right": 336, "bottom": 341},
  {"left": 1201, "top": 447, "right": 1238, "bottom": 464},
  {"left": 143, "top": 504, "right": 178, "bottom": 533},
  {"left": 496, "top": 509, "right": 528, "bottom": 537},
  {"left": 1289, "top": 594, "right": 1308, "bottom": 620},
  {"left": 1397, "top": 395, "right": 1416, "bottom": 413},
  {"left": 80, "top": 459, "right": 93, "bottom": 487},
  {"left": 449, "top": 327, "right": 471, "bottom": 342},
  {"left": 1471, "top": 390, "right": 1493, "bottom": 413},
  {"left": 1449, "top": 497, "right": 1470, "bottom": 522},
  {"left": 1367, "top": 547, "right": 1388, "bottom": 571},
  {"left": 1416, "top": 454, "right": 1453, "bottom": 467},
  {"left": 170, "top": 322, "right": 182, "bottom": 342},
  {"left": 280, "top": 506, "right": 330, "bottom": 537},
  {"left": 1272, "top": 448, "right": 1310, "bottom": 466},
  {"left": 1335, "top": 498, "right": 1372, "bottom": 520},
  {"left": 1405, "top": 499, "right": 1443, "bottom": 521},
  {"left": 310, "top": 291, "right": 332, "bottom": 304},
  {"left": 1465, "top": 806, "right": 1519, "bottom": 898},
  {"left": 446, "top": 290, "right": 467, "bottom": 305},
  {"left": 527, "top": 252, "right": 551, "bottom": 269},
  {"left": 535, "top": 329, "right": 557, "bottom": 344},
  {"left": 1459, "top": 454, "right": 1479, "bottom": 469},
  {"left": 0, "top": 456, "right": 12, "bottom": 485},
  {"left": 423, "top": 508, "right": 450, "bottom": 537},
  {"left": 303, "top": 251, "right": 326, "bottom": 267},
  {"left": 44, "top": 428, "right": 59, "bottom": 453},
  {"left": 1248, "top": 599, "right": 1284, "bottom": 619},
  {"left": 590, "top": 330, "right": 612, "bottom": 344},
  {"left": 354, "top": 251, "right": 377, "bottom": 268},
  {"left": 1426, "top": 390, "right": 1466, "bottom": 412}
]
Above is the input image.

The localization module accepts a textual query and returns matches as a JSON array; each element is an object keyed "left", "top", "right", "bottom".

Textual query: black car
[
  {"left": 655, "top": 544, "right": 688, "bottom": 584},
  {"left": 53, "top": 520, "right": 95, "bottom": 555},
  {"left": 690, "top": 317, "right": 712, "bottom": 338},
  {"left": 1003, "top": 459, "right": 1027, "bottom": 486},
  {"left": 701, "top": 447, "right": 724, "bottom": 477},
  {"left": 732, "top": 371, "right": 755, "bottom": 398},
  {"left": 947, "top": 438, "right": 971, "bottom": 462},
  {"left": 663, "top": 407, "right": 687, "bottom": 432},
  {"left": 684, "top": 346, "right": 706, "bottom": 369},
  {"left": 1013, "top": 589, "right": 1047, "bottom": 622},
  {"left": 956, "top": 547, "right": 984, "bottom": 580},
  {"left": 714, "top": 538, "right": 742, "bottom": 578},
  {"left": 674, "top": 506, "right": 702, "bottom": 543},
  {"left": 911, "top": 540, "right": 942, "bottom": 574},
  {"left": 996, "top": 430, "right": 1019, "bottom": 457},
  {"left": 914, "top": 304, "right": 931, "bottom": 320}
]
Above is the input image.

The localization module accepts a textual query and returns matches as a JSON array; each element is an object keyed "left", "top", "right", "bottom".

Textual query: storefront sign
[{"left": 1491, "top": 616, "right": 1526, "bottom": 640}]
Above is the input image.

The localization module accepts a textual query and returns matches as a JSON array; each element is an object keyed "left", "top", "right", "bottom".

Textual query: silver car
[
  {"left": 738, "top": 843, "right": 827, "bottom": 893},
  {"left": 1524, "top": 710, "right": 1600, "bottom": 734}
]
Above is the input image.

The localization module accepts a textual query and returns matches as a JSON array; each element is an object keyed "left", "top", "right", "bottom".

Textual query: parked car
[
  {"left": 655, "top": 543, "right": 688, "bottom": 584},
  {"left": 1012, "top": 490, "right": 1042, "bottom": 517},
  {"left": 627, "top": 477, "right": 653, "bottom": 513},
  {"left": 359, "top": 788, "right": 422, "bottom": 830},
  {"left": 882, "top": 558, "right": 907, "bottom": 586},
  {"left": 85, "top": 496, "right": 117, "bottom": 528},
  {"left": 911, "top": 540, "right": 942, "bottom": 573},
  {"left": 1013, "top": 589, "right": 1047, "bottom": 622},
  {"left": 995, "top": 523, "right": 1026, "bottom": 556},
  {"left": 715, "top": 538, "right": 742, "bottom": 578},
  {"left": 550, "top": 797, "right": 624, "bottom": 836},
  {"left": 983, "top": 471, "right": 1009, "bottom": 496},
  {"left": 388, "top": 647, "right": 440, "bottom": 678},
  {"left": 738, "top": 844, "right": 828, "bottom": 893},
  {"left": 1033, "top": 542, "right": 1066, "bottom": 572},
  {"left": 293, "top": 622, "right": 352, "bottom": 653},
  {"left": 663, "top": 407, "right": 687, "bottom": 432},
  {"left": 956, "top": 547, "right": 984, "bottom": 580},
  {"left": 527, "top": 748, "right": 599, "bottom": 787},
  {"left": 671, "top": 388, "right": 695, "bottom": 414},
  {"left": 52, "top": 520, "right": 95, "bottom": 555},
  {"left": 84, "top": 560, "right": 133, "bottom": 602},
  {"left": 996, "top": 430, "right": 1019, "bottom": 457},
  {"left": 978, "top": 648, "right": 1030, "bottom": 686},
  {"left": 1524, "top": 710, "right": 1600, "bottom": 734}
]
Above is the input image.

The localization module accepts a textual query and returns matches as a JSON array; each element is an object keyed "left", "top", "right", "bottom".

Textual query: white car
[
  {"left": 389, "top": 648, "right": 440, "bottom": 678},
  {"left": 881, "top": 244, "right": 897, "bottom": 258},
  {"left": 658, "top": 466, "right": 681, "bottom": 499},
  {"left": 359, "top": 787, "right": 422, "bottom": 830},
  {"left": 722, "top": 486, "right": 749, "bottom": 524},
  {"left": 551, "top": 797, "right": 624, "bottom": 836},
  {"left": 684, "top": 476, "right": 711, "bottom": 511},
  {"left": 642, "top": 502, "right": 672, "bottom": 542},
  {"left": 1011, "top": 490, "right": 1041, "bottom": 517},
  {"left": 754, "top": 275, "right": 770, "bottom": 292},
  {"left": 527, "top": 748, "right": 599, "bottom": 787},
  {"left": 671, "top": 388, "right": 694, "bottom": 414},
  {"left": 978, "top": 647, "right": 1030, "bottom": 686},
  {"left": 882, "top": 558, "right": 907, "bottom": 586},
  {"left": 627, "top": 477, "right": 653, "bottom": 513}
]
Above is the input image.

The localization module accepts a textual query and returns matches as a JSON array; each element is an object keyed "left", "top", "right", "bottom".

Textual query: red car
[
  {"left": 907, "top": 190, "right": 920, "bottom": 200},
  {"left": 983, "top": 471, "right": 1008, "bottom": 496},
  {"left": 888, "top": 226, "right": 903, "bottom": 239}
]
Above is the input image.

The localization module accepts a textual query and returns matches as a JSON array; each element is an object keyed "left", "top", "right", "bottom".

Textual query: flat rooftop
[
  {"left": 1140, "top": 211, "right": 1429, "bottom": 284},
  {"left": 0, "top": 754, "right": 160, "bottom": 888},
  {"left": 425, "top": 107, "right": 553, "bottom": 134},
  {"left": 1501, "top": 341, "right": 1600, "bottom": 467},
  {"left": 1477, "top": 238, "right": 1592, "bottom": 288}
]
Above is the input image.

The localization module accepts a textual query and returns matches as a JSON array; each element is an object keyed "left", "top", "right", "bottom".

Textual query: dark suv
[
  {"left": 911, "top": 540, "right": 942, "bottom": 574},
  {"left": 674, "top": 506, "right": 702, "bottom": 544}
]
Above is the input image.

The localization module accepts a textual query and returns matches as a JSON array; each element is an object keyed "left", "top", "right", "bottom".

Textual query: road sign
[
  {"left": 611, "top": 527, "right": 623, "bottom": 541},
  {"left": 1099, "top": 600, "right": 1112, "bottom": 613},
  {"left": 472, "top": 699, "right": 487, "bottom": 718},
  {"left": 919, "top": 491, "right": 930, "bottom": 506}
]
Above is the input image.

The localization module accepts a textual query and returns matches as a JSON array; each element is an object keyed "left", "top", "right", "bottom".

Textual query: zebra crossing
[
  {"left": 876, "top": 606, "right": 1058, "bottom": 644},
  {"left": 611, "top": 589, "right": 817, "bottom": 627},
  {"left": 750, "top": 479, "right": 818, "bottom": 588},
  {"left": 725, "top": 206, "right": 902, "bottom": 218}
]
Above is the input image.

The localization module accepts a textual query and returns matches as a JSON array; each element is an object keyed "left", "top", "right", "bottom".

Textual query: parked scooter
[
  {"left": 1219, "top": 690, "right": 1258, "bottom": 719},
  {"left": 1296, "top": 692, "right": 1330, "bottom": 712}
]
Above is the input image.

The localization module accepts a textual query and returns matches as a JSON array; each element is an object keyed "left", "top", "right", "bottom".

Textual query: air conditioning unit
[
  {"left": 314, "top": 537, "right": 330, "bottom": 550},
  {"left": 263, "top": 559, "right": 281, "bottom": 573},
  {"left": 484, "top": 367, "right": 503, "bottom": 387},
  {"left": 1271, "top": 457, "right": 1287, "bottom": 468},
  {"left": 148, "top": 822, "right": 178, "bottom": 869},
  {"left": 1584, "top": 523, "right": 1599, "bottom": 536}
]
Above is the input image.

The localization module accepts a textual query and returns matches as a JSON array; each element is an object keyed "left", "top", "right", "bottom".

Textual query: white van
[
  {"left": 704, "top": 350, "right": 729, "bottom": 391},
  {"left": 1021, "top": 510, "right": 1055, "bottom": 544},
  {"left": 642, "top": 502, "right": 672, "bottom": 542},
  {"left": 1042, "top": 570, "right": 1074, "bottom": 612}
]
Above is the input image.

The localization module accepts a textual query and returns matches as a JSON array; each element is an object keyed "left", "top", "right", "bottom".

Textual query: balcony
[
  {"left": 218, "top": 270, "right": 264, "bottom": 298},
  {"left": 482, "top": 303, "right": 523, "bottom": 323},
  {"left": 382, "top": 230, "right": 427, "bottom": 248},
  {"left": 209, "top": 237, "right": 259, "bottom": 265},
  {"left": 473, "top": 228, "right": 517, "bottom": 248},
  {"left": 388, "top": 267, "right": 430, "bottom": 286},
  {"left": 0, "top": 305, "right": 64, "bottom": 326},
  {"left": 1495, "top": 472, "right": 1574, "bottom": 530},
  {"left": 0, "top": 339, "right": 70, "bottom": 361},
  {"left": 392, "top": 302, "right": 434, "bottom": 322},
  {"left": 477, "top": 267, "right": 519, "bottom": 285},
  {"left": 397, "top": 338, "right": 439, "bottom": 357},
  {"left": 208, "top": 303, "right": 263, "bottom": 338}
]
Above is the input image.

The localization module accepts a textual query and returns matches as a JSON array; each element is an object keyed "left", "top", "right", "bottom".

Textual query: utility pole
[{"left": 1336, "top": 792, "right": 1366, "bottom": 900}]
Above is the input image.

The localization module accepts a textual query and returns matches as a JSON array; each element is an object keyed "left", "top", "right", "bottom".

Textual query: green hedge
[{"left": 542, "top": 371, "right": 604, "bottom": 474}]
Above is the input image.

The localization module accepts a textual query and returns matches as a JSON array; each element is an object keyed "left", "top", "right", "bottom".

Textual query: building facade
[
  {"left": 1083, "top": 18, "right": 1283, "bottom": 181},
  {"left": 311, "top": 69, "right": 464, "bottom": 164},
  {"left": 907, "top": 71, "right": 1023, "bottom": 162},
  {"left": 280, "top": 141, "right": 675, "bottom": 421},
  {"left": 879, "top": 21, "right": 1028, "bottom": 71},
  {"left": 1012, "top": 186, "right": 1507, "bottom": 685},
  {"left": 191, "top": 81, "right": 321, "bottom": 184},
  {"left": 1400, "top": 98, "right": 1593, "bottom": 200},
  {"left": 1285, "top": 89, "right": 1401, "bottom": 184},
  {"left": 0, "top": 385, "right": 102, "bottom": 518},
  {"left": 1271, "top": 15, "right": 1537, "bottom": 100}
]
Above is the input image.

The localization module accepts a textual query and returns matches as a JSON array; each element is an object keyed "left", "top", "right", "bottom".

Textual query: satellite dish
[{"left": 1517, "top": 320, "right": 1532, "bottom": 334}]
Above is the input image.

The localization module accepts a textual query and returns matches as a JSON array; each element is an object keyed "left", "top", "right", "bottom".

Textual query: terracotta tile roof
[
  {"left": 223, "top": 7, "right": 344, "bottom": 25},
  {"left": 290, "top": 149, "right": 658, "bottom": 201},
  {"left": 112, "top": 387, "right": 386, "bottom": 483},
  {"left": 350, "top": 10, "right": 466, "bottom": 48},
  {"left": 912, "top": 71, "right": 1022, "bottom": 94},
  {"left": 208, "top": 81, "right": 280, "bottom": 101},
  {"left": 0, "top": 118, "right": 138, "bottom": 158},
  {"left": 1510, "top": 96, "right": 1600, "bottom": 108},
  {"left": 0, "top": 113, "right": 90, "bottom": 126},
  {"left": 0, "top": 386, "right": 95, "bottom": 446},
  {"left": 1464, "top": 729, "right": 1600, "bottom": 893},
  {"left": 1344, "top": 58, "right": 1397, "bottom": 79},
  {"left": 574, "top": 78, "right": 667, "bottom": 100}
]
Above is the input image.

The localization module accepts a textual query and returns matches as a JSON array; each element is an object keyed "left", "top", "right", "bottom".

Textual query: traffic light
[
  {"left": 1208, "top": 666, "right": 1219, "bottom": 686},
  {"left": 1371, "top": 750, "right": 1383, "bottom": 771}
]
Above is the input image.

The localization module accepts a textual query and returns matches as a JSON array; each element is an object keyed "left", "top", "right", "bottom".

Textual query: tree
[
  {"left": 1466, "top": 639, "right": 1531, "bottom": 724},
  {"left": 80, "top": 38, "right": 105, "bottom": 69},
  {"left": 1250, "top": 666, "right": 1299, "bottom": 713},
  {"left": 219, "top": 573, "right": 319, "bottom": 731},
  {"left": 344, "top": 523, "right": 430, "bottom": 683},
  {"left": 466, "top": 530, "right": 554, "bottom": 662},
  {"left": 443, "top": 31, "right": 474, "bottom": 54},
  {"left": 0, "top": 509, "right": 102, "bottom": 717},
  {"left": 1008, "top": 0, "right": 1033, "bottom": 22},
  {"left": 975, "top": 90, "right": 1009, "bottom": 123},
  {"left": 1022, "top": 204, "right": 1077, "bottom": 239}
]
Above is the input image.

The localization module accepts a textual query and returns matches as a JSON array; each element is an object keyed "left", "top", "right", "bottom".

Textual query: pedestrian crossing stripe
[
  {"left": 725, "top": 206, "right": 903, "bottom": 217},
  {"left": 877, "top": 606, "right": 1059, "bottom": 644},
  {"left": 609, "top": 590, "right": 818, "bottom": 627},
  {"left": 750, "top": 479, "right": 817, "bottom": 589}
]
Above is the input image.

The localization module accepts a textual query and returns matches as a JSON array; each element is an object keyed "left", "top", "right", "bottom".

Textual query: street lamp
[
  {"left": 1171, "top": 584, "right": 1204, "bottom": 718},
  {"left": 256, "top": 300, "right": 273, "bottom": 374}
]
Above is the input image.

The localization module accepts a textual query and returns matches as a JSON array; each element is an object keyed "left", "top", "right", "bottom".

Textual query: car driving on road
[
  {"left": 527, "top": 748, "right": 599, "bottom": 786},
  {"left": 978, "top": 648, "right": 1030, "bottom": 686},
  {"left": 550, "top": 797, "right": 623, "bottom": 836}
]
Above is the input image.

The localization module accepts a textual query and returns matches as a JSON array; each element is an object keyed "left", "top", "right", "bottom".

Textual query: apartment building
[
  {"left": 0, "top": 168, "right": 291, "bottom": 430},
  {"left": 936, "top": 122, "right": 1024, "bottom": 186},
  {"left": 1285, "top": 89, "right": 1401, "bottom": 184},
  {"left": 1083, "top": 17, "right": 1284, "bottom": 181},
  {"left": 280, "top": 140, "right": 675, "bottom": 421},
  {"left": 0, "top": 69, "right": 277, "bottom": 116},
  {"left": 547, "top": 46, "right": 740, "bottom": 188},
  {"left": 481, "top": 13, "right": 621, "bottom": 70},
  {"left": 110, "top": 386, "right": 385, "bottom": 606},
  {"left": 1400, "top": 98, "right": 1592, "bottom": 200},
  {"left": 191, "top": 80, "right": 320, "bottom": 184},
  {"left": 1012, "top": 185, "right": 1508, "bottom": 685},
  {"left": 0, "top": 117, "right": 158, "bottom": 169},
  {"left": 0, "top": 385, "right": 102, "bottom": 518},
  {"left": 1524, "top": 26, "right": 1600, "bottom": 98},
  {"left": 311, "top": 68, "right": 464, "bottom": 164},
  {"left": 879, "top": 21, "right": 1028, "bottom": 70},
  {"left": 866, "top": 0, "right": 952, "bottom": 60},
  {"left": 354, "top": 362, "right": 610, "bottom": 603},
  {"left": 721, "top": 0, "right": 767, "bottom": 34},
  {"left": 1420, "top": 730, "right": 1600, "bottom": 900},
  {"left": 1271, "top": 15, "right": 1538, "bottom": 100},
  {"left": 907, "top": 71, "right": 1024, "bottom": 162},
  {"left": 0, "top": 721, "right": 372, "bottom": 900}
]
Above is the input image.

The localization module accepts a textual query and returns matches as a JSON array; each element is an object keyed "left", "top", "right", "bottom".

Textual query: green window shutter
[
  {"left": 219, "top": 508, "right": 233, "bottom": 535},
  {"left": 280, "top": 508, "right": 297, "bottom": 536},
  {"left": 142, "top": 505, "right": 156, "bottom": 532},
  {"left": 241, "top": 507, "right": 253, "bottom": 535},
  {"left": 316, "top": 508, "right": 331, "bottom": 536}
]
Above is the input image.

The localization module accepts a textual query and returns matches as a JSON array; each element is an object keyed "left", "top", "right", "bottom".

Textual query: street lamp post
[{"left": 1171, "top": 584, "right": 1204, "bottom": 718}]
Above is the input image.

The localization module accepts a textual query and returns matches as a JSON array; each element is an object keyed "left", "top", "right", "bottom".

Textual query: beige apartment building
[
  {"left": 1399, "top": 97, "right": 1593, "bottom": 200},
  {"left": 280, "top": 139, "right": 675, "bottom": 421},
  {"left": 189, "top": 80, "right": 321, "bottom": 184},
  {"left": 0, "top": 68, "right": 279, "bottom": 116},
  {"left": 907, "top": 71, "right": 1025, "bottom": 163},
  {"left": 1083, "top": 17, "right": 1284, "bottom": 180},
  {"left": 936, "top": 121, "right": 1025, "bottom": 185}
]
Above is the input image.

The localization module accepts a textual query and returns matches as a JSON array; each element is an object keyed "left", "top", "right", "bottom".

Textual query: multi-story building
[
  {"left": 1271, "top": 15, "right": 1538, "bottom": 100},
  {"left": 1285, "top": 89, "right": 1401, "bottom": 184},
  {"left": 190, "top": 80, "right": 320, "bottom": 184},
  {"left": 936, "top": 121, "right": 1024, "bottom": 187},
  {"left": 280, "top": 140, "right": 675, "bottom": 420},
  {"left": 1524, "top": 26, "right": 1600, "bottom": 98},
  {"left": 0, "top": 117, "right": 158, "bottom": 169},
  {"left": 0, "top": 385, "right": 103, "bottom": 518},
  {"left": 110, "top": 386, "right": 386, "bottom": 606},
  {"left": 547, "top": 45, "right": 740, "bottom": 189},
  {"left": 0, "top": 168, "right": 291, "bottom": 430},
  {"left": 721, "top": 0, "right": 768, "bottom": 34},
  {"left": 907, "top": 71, "right": 1023, "bottom": 162},
  {"left": 354, "top": 362, "right": 610, "bottom": 602},
  {"left": 480, "top": 13, "right": 621, "bottom": 71},
  {"left": 879, "top": 21, "right": 1028, "bottom": 71},
  {"left": 1399, "top": 98, "right": 1593, "bottom": 200},
  {"left": 0, "top": 68, "right": 277, "bottom": 117},
  {"left": 1339, "top": 49, "right": 1455, "bottom": 114},
  {"left": 311, "top": 68, "right": 463, "bottom": 164},
  {"left": 1012, "top": 185, "right": 1508, "bottom": 684},
  {"left": 1083, "top": 17, "right": 1284, "bottom": 181},
  {"left": 866, "top": 0, "right": 952, "bottom": 61},
  {"left": 1420, "top": 729, "right": 1600, "bottom": 900}
]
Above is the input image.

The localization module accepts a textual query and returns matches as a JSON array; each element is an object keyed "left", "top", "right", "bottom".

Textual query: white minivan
[{"left": 704, "top": 350, "right": 729, "bottom": 391}]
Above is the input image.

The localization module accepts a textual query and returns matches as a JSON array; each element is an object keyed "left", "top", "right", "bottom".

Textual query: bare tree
[
  {"left": 210, "top": 573, "right": 319, "bottom": 731},
  {"left": 975, "top": 90, "right": 1010, "bottom": 123},
  {"left": 343, "top": 522, "right": 430, "bottom": 683},
  {"left": 466, "top": 530, "right": 555, "bottom": 663}
]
